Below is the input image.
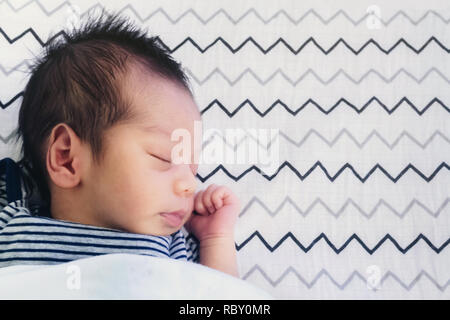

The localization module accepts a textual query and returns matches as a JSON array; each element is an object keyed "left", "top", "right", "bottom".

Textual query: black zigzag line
[
  {"left": 155, "top": 36, "right": 450, "bottom": 55},
  {"left": 2, "top": 94, "right": 449, "bottom": 115},
  {"left": 196, "top": 161, "right": 449, "bottom": 183},
  {"left": 3, "top": 4, "right": 450, "bottom": 26},
  {"left": 2, "top": 27, "right": 449, "bottom": 56},
  {"left": 200, "top": 97, "right": 450, "bottom": 116},
  {"left": 235, "top": 231, "right": 450, "bottom": 254},
  {"left": 0, "top": 27, "right": 66, "bottom": 46},
  {"left": 0, "top": 92, "right": 23, "bottom": 110}
]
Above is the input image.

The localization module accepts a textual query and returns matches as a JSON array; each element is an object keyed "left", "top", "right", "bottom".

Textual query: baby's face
[{"left": 83, "top": 69, "right": 202, "bottom": 236}]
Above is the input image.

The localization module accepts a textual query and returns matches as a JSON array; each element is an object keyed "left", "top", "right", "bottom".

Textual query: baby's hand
[{"left": 185, "top": 184, "right": 240, "bottom": 242}]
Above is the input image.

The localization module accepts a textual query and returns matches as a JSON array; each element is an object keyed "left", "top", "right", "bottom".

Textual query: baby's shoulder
[{"left": 0, "top": 199, "right": 33, "bottom": 230}]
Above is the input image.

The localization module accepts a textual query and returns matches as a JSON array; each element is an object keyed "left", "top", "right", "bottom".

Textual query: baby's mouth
[{"left": 160, "top": 210, "right": 187, "bottom": 228}]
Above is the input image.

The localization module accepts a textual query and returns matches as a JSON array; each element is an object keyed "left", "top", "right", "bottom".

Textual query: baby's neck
[{"left": 50, "top": 186, "right": 103, "bottom": 228}]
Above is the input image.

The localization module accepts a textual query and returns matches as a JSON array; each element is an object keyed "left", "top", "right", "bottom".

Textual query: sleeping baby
[{"left": 0, "top": 11, "right": 240, "bottom": 277}]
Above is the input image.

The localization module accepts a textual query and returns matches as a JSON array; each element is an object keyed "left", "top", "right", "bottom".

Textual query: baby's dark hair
[{"left": 14, "top": 9, "right": 192, "bottom": 215}]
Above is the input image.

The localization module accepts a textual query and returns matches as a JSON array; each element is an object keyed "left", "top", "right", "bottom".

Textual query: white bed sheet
[{"left": 0, "top": 253, "right": 273, "bottom": 300}]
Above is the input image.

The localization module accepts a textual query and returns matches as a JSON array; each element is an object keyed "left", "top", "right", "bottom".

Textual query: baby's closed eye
[
  {"left": 149, "top": 153, "right": 171, "bottom": 163},
  {"left": 148, "top": 152, "right": 197, "bottom": 175}
]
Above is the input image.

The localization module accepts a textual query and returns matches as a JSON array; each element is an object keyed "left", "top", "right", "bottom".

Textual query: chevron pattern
[
  {"left": 3, "top": 96, "right": 449, "bottom": 114},
  {"left": 201, "top": 129, "right": 449, "bottom": 150},
  {"left": 196, "top": 162, "right": 449, "bottom": 183},
  {"left": 0, "top": 1, "right": 449, "bottom": 26},
  {"left": 3, "top": 28, "right": 450, "bottom": 54},
  {"left": 184, "top": 67, "right": 450, "bottom": 86},
  {"left": 235, "top": 231, "right": 450, "bottom": 254},
  {"left": 0, "top": 0, "right": 449, "bottom": 299},
  {"left": 238, "top": 196, "right": 450, "bottom": 219},
  {"left": 242, "top": 266, "right": 450, "bottom": 291},
  {"left": 157, "top": 36, "right": 450, "bottom": 55},
  {"left": 198, "top": 97, "right": 450, "bottom": 116}
]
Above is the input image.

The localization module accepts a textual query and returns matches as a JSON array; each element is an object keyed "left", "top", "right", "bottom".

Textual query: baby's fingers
[
  {"left": 193, "top": 190, "right": 208, "bottom": 215},
  {"left": 202, "top": 184, "right": 219, "bottom": 214},
  {"left": 211, "top": 188, "right": 224, "bottom": 210}
]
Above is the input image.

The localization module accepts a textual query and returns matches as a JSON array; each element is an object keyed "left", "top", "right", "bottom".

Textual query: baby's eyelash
[{"left": 149, "top": 153, "right": 171, "bottom": 163}]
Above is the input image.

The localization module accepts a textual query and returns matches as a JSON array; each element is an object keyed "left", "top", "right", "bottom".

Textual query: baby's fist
[{"left": 186, "top": 184, "right": 240, "bottom": 241}]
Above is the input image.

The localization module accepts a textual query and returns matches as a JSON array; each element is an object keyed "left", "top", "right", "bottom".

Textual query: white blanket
[{"left": 0, "top": 254, "right": 273, "bottom": 299}]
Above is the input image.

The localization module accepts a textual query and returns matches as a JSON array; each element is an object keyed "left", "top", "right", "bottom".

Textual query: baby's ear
[{"left": 46, "top": 123, "right": 84, "bottom": 189}]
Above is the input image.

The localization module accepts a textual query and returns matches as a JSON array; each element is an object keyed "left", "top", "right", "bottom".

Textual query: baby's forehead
[
  {"left": 119, "top": 61, "right": 201, "bottom": 132},
  {"left": 123, "top": 66, "right": 198, "bottom": 113},
  {"left": 128, "top": 101, "right": 202, "bottom": 138},
  {"left": 123, "top": 60, "right": 190, "bottom": 98}
]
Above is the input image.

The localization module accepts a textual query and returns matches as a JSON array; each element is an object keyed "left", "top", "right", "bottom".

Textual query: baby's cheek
[{"left": 186, "top": 197, "right": 196, "bottom": 216}]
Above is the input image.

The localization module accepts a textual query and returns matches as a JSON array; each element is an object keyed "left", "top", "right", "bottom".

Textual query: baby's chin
[{"left": 141, "top": 220, "right": 187, "bottom": 237}]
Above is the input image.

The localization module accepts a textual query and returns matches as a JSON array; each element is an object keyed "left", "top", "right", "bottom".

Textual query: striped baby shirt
[{"left": 0, "top": 199, "right": 200, "bottom": 269}]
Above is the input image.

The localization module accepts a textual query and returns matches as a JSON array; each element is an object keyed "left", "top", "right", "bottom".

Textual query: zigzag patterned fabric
[{"left": 0, "top": 0, "right": 449, "bottom": 299}]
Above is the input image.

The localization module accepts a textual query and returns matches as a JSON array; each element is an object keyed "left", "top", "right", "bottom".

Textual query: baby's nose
[{"left": 174, "top": 175, "right": 197, "bottom": 197}]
